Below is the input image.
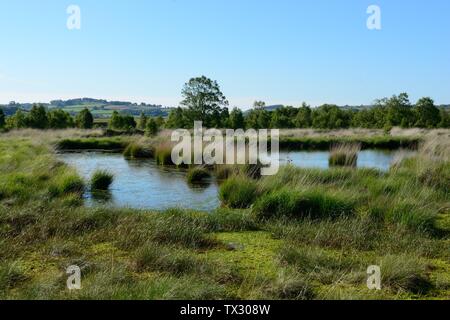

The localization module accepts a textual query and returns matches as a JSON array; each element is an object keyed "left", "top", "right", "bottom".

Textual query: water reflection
[
  {"left": 60, "top": 153, "right": 220, "bottom": 211},
  {"left": 60, "top": 149, "right": 414, "bottom": 211},
  {"left": 279, "top": 150, "right": 414, "bottom": 171}
]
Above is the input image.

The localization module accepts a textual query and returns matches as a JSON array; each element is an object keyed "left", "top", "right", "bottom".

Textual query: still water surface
[{"left": 60, "top": 149, "right": 411, "bottom": 211}]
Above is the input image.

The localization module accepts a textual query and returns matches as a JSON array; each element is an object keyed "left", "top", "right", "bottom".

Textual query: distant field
[{"left": 51, "top": 103, "right": 171, "bottom": 119}]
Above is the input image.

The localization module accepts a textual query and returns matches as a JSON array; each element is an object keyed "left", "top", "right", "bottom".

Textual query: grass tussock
[
  {"left": 155, "top": 143, "right": 175, "bottom": 165},
  {"left": 252, "top": 188, "right": 355, "bottom": 220},
  {"left": 134, "top": 244, "right": 211, "bottom": 275},
  {"left": 186, "top": 167, "right": 211, "bottom": 184},
  {"left": 49, "top": 170, "right": 85, "bottom": 197},
  {"left": 123, "top": 142, "right": 154, "bottom": 159},
  {"left": 90, "top": 170, "right": 114, "bottom": 191},
  {"left": 328, "top": 143, "right": 360, "bottom": 167},
  {"left": 219, "top": 176, "right": 259, "bottom": 208}
]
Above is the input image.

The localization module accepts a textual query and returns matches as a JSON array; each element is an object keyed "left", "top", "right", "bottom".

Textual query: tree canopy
[
  {"left": 75, "top": 108, "right": 94, "bottom": 129},
  {"left": 180, "top": 76, "right": 229, "bottom": 126}
]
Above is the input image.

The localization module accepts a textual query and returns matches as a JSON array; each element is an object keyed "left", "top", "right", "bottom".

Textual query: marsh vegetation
[{"left": 0, "top": 128, "right": 448, "bottom": 300}]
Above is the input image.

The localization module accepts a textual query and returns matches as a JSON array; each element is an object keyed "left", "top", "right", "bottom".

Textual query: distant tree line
[
  {"left": 164, "top": 78, "right": 450, "bottom": 130},
  {"left": 1, "top": 77, "right": 449, "bottom": 131},
  {"left": 1, "top": 105, "right": 94, "bottom": 130}
]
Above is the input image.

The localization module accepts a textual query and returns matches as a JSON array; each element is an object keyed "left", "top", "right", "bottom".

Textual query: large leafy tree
[
  {"left": 27, "top": 104, "right": 48, "bottom": 129},
  {"left": 166, "top": 107, "right": 187, "bottom": 128},
  {"left": 48, "top": 109, "right": 74, "bottom": 129},
  {"left": 294, "top": 103, "right": 312, "bottom": 128},
  {"left": 385, "top": 93, "right": 414, "bottom": 128},
  {"left": 253, "top": 101, "right": 266, "bottom": 110},
  {"left": 145, "top": 117, "right": 159, "bottom": 136},
  {"left": 138, "top": 112, "right": 148, "bottom": 130},
  {"left": 6, "top": 109, "right": 27, "bottom": 129},
  {"left": 109, "top": 111, "right": 136, "bottom": 130},
  {"left": 245, "top": 108, "right": 271, "bottom": 129},
  {"left": 76, "top": 108, "right": 94, "bottom": 129},
  {"left": 180, "top": 76, "right": 228, "bottom": 127},
  {"left": 229, "top": 107, "right": 245, "bottom": 129},
  {"left": 438, "top": 108, "right": 450, "bottom": 128},
  {"left": 414, "top": 97, "right": 440, "bottom": 128},
  {"left": 312, "top": 104, "right": 350, "bottom": 129},
  {"left": 270, "top": 106, "right": 297, "bottom": 128}
]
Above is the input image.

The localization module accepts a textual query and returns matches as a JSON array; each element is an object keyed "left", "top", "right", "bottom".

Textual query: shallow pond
[
  {"left": 60, "top": 153, "right": 220, "bottom": 211},
  {"left": 278, "top": 149, "right": 413, "bottom": 171},
  {"left": 60, "top": 149, "right": 413, "bottom": 211}
]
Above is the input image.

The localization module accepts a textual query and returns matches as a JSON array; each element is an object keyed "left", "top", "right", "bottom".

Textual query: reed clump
[
  {"left": 91, "top": 170, "right": 114, "bottom": 191},
  {"left": 186, "top": 167, "right": 211, "bottom": 184},
  {"left": 328, "top": 143, "right": 361, "bottom": 167}
]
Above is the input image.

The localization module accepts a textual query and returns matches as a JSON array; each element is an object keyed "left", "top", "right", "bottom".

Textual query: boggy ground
[{"left": 0, "top": 129, "right": 448, "bottom": 300}]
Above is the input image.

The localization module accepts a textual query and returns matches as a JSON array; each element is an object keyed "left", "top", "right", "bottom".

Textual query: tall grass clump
[
  {"left": 328, "top": 143, "right": 360, "bottom": 167},
  {"left": 377, "top": 254, "right": 432, "bottom": 294},
  {"left": 253, "top": 188, "right": 354, "bottom": 220},
  {"left": 214, "top": 165, "right": 233, "bottom": 180},
  {"left": 0, "top": 261, "right": 28, "bottom": 292},
  {"left": 186, "top": 167, "right": 211, "bottom": 184},
  {"left": 155, "top": 143, "right": 174, "bottom": 165},
  {"left": 90, "top": 170, "right": 114, "bottom": 191},
  {"left": 205, "top": 208, "right": 259, "bottom": 232},
  {"left": 134, "top": 244, "right": 210, "bottom": 275},
  {"left": 219, "top": 176, "right": 259, "bottom": 208},
  {"left": 123, "top": 142, "right": 153, "bottom": 159},
  {"left": 49, "top": 172, "right": 85, "bottom": 197},
  {"left": 385, "top": 201, "right": 436, "bottom": 232},
  {"left": 268, "top": 272, "right": 316, "bottom": 300}
]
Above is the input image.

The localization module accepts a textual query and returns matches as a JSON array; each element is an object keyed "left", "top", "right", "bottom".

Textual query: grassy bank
[
  {"left": 0, "top": 129, "right": 449, "bottom": 300},
  {"left": 277, "top": 136, "right": 420, "bottom": 151},
  {"left": 56, "top": 137, "right": 130, "bottom": 152}
]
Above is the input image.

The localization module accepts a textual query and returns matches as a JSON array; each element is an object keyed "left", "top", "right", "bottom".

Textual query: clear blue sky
[{"left": 1, "top": 0, "right": 449, "bottom": 109}]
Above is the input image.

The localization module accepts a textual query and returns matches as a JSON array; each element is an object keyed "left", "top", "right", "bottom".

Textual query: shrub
[
  {"left": 91, "top": 170, "right": 114, "bottom": 191},
  {"left": 186, "top": 167, "right": 211, "bottom": 184},
  {"left": 219, "top": 176, "right": 258, "bottom": 209},
  {"left": 253, "top": 188, "right": 354, "bottom": 220},
  {"left": 145, "top": 118, "right": 159, "bottom": 136}
]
